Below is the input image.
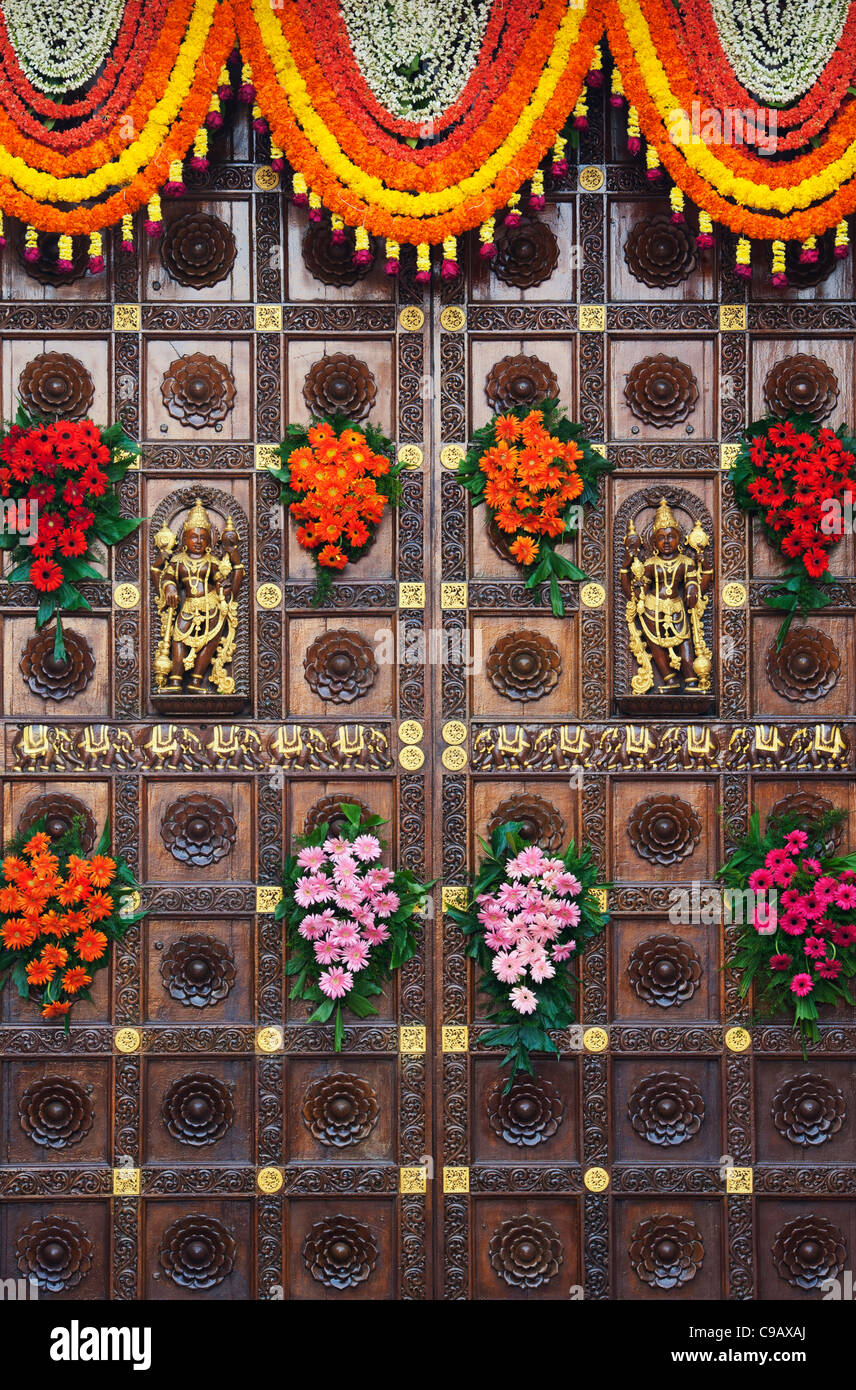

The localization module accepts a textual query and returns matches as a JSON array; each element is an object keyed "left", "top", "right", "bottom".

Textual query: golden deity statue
[
  {"left": 151, "top": 498, "right": 243, "bottom": 696},
  {"left": 620, "top": 497, "right": 713, "bottom": 696}
]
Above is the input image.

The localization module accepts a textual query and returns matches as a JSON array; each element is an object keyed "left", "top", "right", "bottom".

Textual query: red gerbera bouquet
[
  {"left": 271, "top": 415, "right": 402, "bottom": 604},
  {"left": 0, "top": 818, "right": 142, "bottom": 1030},
  {"left": 719, "top": 810, "right": 856, "bottom": 1054},
  {"left": 731, "top": 415, "right": 856, "bottom": 644},
  {"left": 0, "top": 408, "right": 140, "bottom": 659},
  {"left": 456, "top": 400, "right": 612, "bottom": 616}
]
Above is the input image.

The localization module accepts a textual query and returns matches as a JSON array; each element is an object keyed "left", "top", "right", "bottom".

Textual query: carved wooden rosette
[
  {"left": 624, "top": 353, "right": 699, "bottom": 427},
  {"left": 486, "top": 630, "right": 562, "bottom": 702},
  {"left": 161, "top": 1072, "right": 235, "bottom": 1146},
  {"left": 18, "top": 1075, "right": 94, "bottom": 1149},
  {"left": 302, "top": 1215, "right": 379, "bottom": 1289},
  {"left": 17, "top": 792, "right": 96, "bottom": 850},
  {"left": 771, "top": 1214, "right": 846, "bottom": 1290},
  {"left": 302, "top": 222, "right": 373, "bottom": 286},
  {"left": 303, "top": 795, "right": 372, "bottom": 837},
  {"left": 159, "top": 933, "right": 237, "bottom": 1008},
  {"left": 627, "top": 793, "right": 702, "bottom": 866},
  {"left": 18, "top": 228, "right": 88, "bottom": 285},
  {"left": 160, "top": 352, "right": 237, "bottom": 429},
  {"left": 486, "top": 1075, "right": 564, "bottom": 1147},
  {"left": 303, "top": 353, "right": 377, "bottom": 422},
  {"left": 18, "top": 352, "right": 95, "bottom": 419},
  {"left": 492, "top": 218, "right": 559, "bottom": 288},
  {"left": 765, "top": 626, "right": 840, "bottom": 702},
  {"left": 623, "top": 214, "right": 699, "bottom": 288},
  {"left": 763, "top": 354, "right": 840, "bottom": 423},
  {"left": 629, "top": 1215, "right": 704, "bottom": 1289},
  {"left": 488, "top": 1215, "right": 564, "bottom": 1288},
  {"left": 20, "top": 628, "right": 95, "bottom": 701},
  {"left": 628, "top": 934, "right": 703, "bottom": 1008},
  {"left": 302, "top": 1073, "right": 379, "bottom": 1147},
  {"left": 148, "top": 485, "right": 250, "bottom": 712},
  {"left": 771, "top": 1073, "right": 845, "bottom": 1147},
  {"left": 160, "top": 211, "right": 237, "bottom": 289},
  {"left": 160, "top": 793, "right": 237, "bottom": 866},
  {"left": 303, "top": 629, "right": 378, "bottom": 704},
  {"left": 627, "top": 1071, "right": 705, "bottom": 1146},
  {"left": 159, "top": 1214, "right": 236, "bottom": 1289},
  {"left": 484, "top": 353, "right": 559, "bottom": 413},
  {"left": 16, "top": 1216, "right": 93, "bottom": 1292}
]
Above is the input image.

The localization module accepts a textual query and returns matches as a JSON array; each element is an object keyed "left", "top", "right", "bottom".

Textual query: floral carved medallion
[
  {"left": 161, "top": 794, "right": 237, "bottom": 867},
  {"left": 629, "top": 1214, "right": 704, "bottom": 1289},
  {"left": 20, "top": 628, "right": 95, "bottom": 701},
  {"left": 304, "top": 796, "right": 372, "bottom": 838},
  {"left": 486, "top": 1075, "right": 564, "bottom": 1148},
  {"left": 771, "top": 1073, "right": 846, "bottom": 1147},
  {"left": 488, "top": 1215, "right": 563, "bottom": 1288},
  {"left": 16, "top": 1217, "right": 93, "bottom": 1292},
  {"left": 161, "top": 1072, "right": 235, "bottom": 1147},
  {"left": 772, "top": 1214, "right": 846, "bottom": 1290},
  {"left": 302, "top": 223, "right": 373, "bottom": 286},
  {"left": 628, "top": 1071, "right": 705, "bottom": 1146},
  {"left": 18, "top": 793, "right": 96, "bottom": 851},
  {"left": 627, "top": 794, "right": 702, "bottom": 865},
  {"left": 623, "top": 215, "right": 699, "bottom": 288},
  {"left": 628, "top": 934, "right": 703, "bottom": 1009},
  {"left": 160, "top": 353, "right": 236, "bottom": 429},
  {"left": 161, "top": 212, "right": 237, "bottom": 290},
  {"left": 160, "top": 934, "right": 237, "bottom": 1008},
  {"left": 303, "top": 353, "right": 377, "bottom": 422},
  {"left": 486, "top": 630, "right": 561, "bottom": 702},
  {"left": 303, "top": 629, "right": 378, "bottom": 704},
  {"left": 765, "top": 626, "right": 840, "bottom": 702},
  {"left": 763, "top": 354, "right": 839, "bottom": 424},
  {"left": 303, "top": 1215, "right": 379, "bottom": 1289},
  {"left": 487, "top": 793, "right": 566, "bottom": 853},
  {"left": 159, "top": 1215, "right": 236, "bottom": 1289},
  {"left": 484, "top": 354, "right": 559, "bottom": 414},
  {"left": 492, "top": 217, "right": 559, "bottom": 289},
  {"left": 767, "top": 793, "right": 842, "bottom": 856},
  {"left": 18, "top": 1075, "right": 94, "bottom": 1150},
  {"left": 302, "top": 1073, "right": 380, "bottom": 1148},
  {"left": 624, "top": 354, "right": 699, "bottom": 428},
  {"left": 18, "top": 352, "right": 95, "bottom": 420}
]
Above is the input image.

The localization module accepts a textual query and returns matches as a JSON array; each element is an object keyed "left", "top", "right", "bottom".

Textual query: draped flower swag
[{"left": 4, "top": 0, "right": 856, "bottom": 271}]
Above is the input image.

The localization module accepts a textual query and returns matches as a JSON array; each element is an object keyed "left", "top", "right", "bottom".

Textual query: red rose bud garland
[
  {"left": 456, "top": 399, "right": 612, "bottom": 617},
  {"left": 0, "top": 818, "right": 143, "bottom": 1030},
  {"left": 270, "top": 415, "right": 403, "bottom": 605},
  {"left": 447, "top": 823, "right": 609, "bottom": 1086},
  {"left": 0, "top": 409, "right": 140, "bottom": 659},
  {"left": 731, "top": 414, "right": 856, "bottom": 646},
  {"left": 719, "top": 810, "right": 856, "bottom": 1054},
  {"left": 278, "top": 804, "right": 431, "bottom": 1052}
]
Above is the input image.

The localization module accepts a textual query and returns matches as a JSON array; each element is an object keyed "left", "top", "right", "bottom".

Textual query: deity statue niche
[
  {"left": 615, "top": 490, "right": 715, "bottom": 715},
  {"left": 149, "top": 488, "right": 250, "bottom": 712}
]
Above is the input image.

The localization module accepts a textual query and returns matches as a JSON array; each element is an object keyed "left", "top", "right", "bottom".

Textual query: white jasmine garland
[
  {"left": 2, "top": 0, "right": 126, "bottom": 95},
  {"left": 340, "top": 0, "right": 493, "bottom": 121},
  {"left": 710, "top": 0, "right": 849, "bottom": 105}
]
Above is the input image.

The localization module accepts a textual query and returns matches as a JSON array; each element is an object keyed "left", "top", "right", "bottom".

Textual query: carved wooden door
[{"left": 1, "top": 81, "right": 854, "bottom": 1305}]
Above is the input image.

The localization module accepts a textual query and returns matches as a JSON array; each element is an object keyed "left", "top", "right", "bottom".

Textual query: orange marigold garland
[
  {"left": 456, "top": 399, "right": 612, "bottom": 616},
  {"left": 271, "top": 416, "right": 402, "bottom": 605},
  {"left": 0, "top": 818, "right": 143, "bottom": 1029}
]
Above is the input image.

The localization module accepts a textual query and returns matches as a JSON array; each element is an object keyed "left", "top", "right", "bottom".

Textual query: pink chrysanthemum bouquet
[
  {"left": 719, "top": 809, "right": 856, "bottom": 1052},
  {"left": 447, "top": 822, "right": 609, "bottom": 1085},
  {"left": 278, "top": 803, "right": 430, "bottom": 1049}
]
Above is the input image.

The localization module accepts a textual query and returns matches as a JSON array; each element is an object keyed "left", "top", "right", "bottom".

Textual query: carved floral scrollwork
[
  {"left": 484, "top": 353, "right": 559, "bottom": 414},
  {"left": 18, "top": 1075, "right": 94, "bottom": 1149},
  {"left": 160, "top": 934, "right": 237, "bottom": 1008},
  {"left": 302, "top": 1073, "right": 380, "bottom": 1148},
  {"left": 15, "top": 1216, "right": 93, "bottom": 1292},
  {"left": 18, "top": 793, "right": 96, "bottom": 851},
  {"left": 772, "top": 1214, "right": 846, "bottom": 1290},
  {"left": 160, "top": 353, "right": 237, "bottom": 429},
  {"left": 18, "top": 352, "right": 95, "bottom": 420},
  {"left": 627, "top": 794, "right": 702, "bottom": 865},
  {"left": 161, "top": 212, "right": 237, "bottom": 290},
  {"left": 302, "top": 1215, "right": 379, "bottom": 1289},
  {"left": 487, "top": 793, "right": 566, "bottom": 852},
  {"left": 302, "top": 222, "right": 373, "bottom": 286},
  {"left": 492, "top": 217, "right": 559, "bottom": 289},
  {"left": 486, "top": 1075, "right": 564, "bottom": 1147},
  {"left": 629, "top": 1214, "right": 704, "bottom": 1289},
  {"left": 160, "top": 794, "right": 237, "bottom": 866},
  {"left": 161, "top": 1072, "right": 235, "bottom": 1146},
  {"left": 765, "top": 626, "right": 840, "bottom": 702},
  {"left": 624, "top": 354, "right": 699, "bottom": 428},
  {"left": 763, "top": 354, "right": 839, "bottom": 424},
  {"left": 623, "top": 215, "right": 699, "bottom": 288},
  {"left": 488, "top": 1214, "right": 564, "bottom": 1288},
  {"left": 20, "top": 628, "right": 95, "bottom": 701},
  {"left": 159, "top": 1214, "right": 236, "bottom": 1289},
  {"left": 486, "top": 630, "right": 562, "bottom": 702},
  {"left": 304, "top": 796, "right": 372, "bottom": 838},
  {"left": 303, "top": 629, "right": 378, "bottom": 704},
  {"left": 303, "top": 353, "right": 377, "bottom": 422},
  {"left": 628, "top": 1070, "right": 705, "bottom": 1146},
  {"left": 771, "top": 1073, "right": 846, "bottom": 1147},
  {"left": 628, "top": 934, "right": 703, "bottom": 1008}
]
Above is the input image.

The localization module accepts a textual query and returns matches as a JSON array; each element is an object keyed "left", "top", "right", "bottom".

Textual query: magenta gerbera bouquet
[
  {"left": 447, "top": 822, "right": 608, "bottom": 1084},
  {"left": 278, "top": 803, "right": 431, "bottom": 1049},
  {"left": 719, "top": 809, "right": 856, "bottom": 1051}
]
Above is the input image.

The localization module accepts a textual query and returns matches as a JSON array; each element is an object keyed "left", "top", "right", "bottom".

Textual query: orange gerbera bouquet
[
  {"left": 272, "top": 416, "right": 402, "bottom": 604},
  {"left": 457, "top": 399, "right": 612, "bottom": 615},
  {"left": 0, "top": 818, "right": 142, "bottom": 1029}
]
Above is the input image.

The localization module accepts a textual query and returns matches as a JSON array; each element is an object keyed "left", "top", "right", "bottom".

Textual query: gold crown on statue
[
  {"left": 183, "top": 498, "right": 213, "bottom": 533},
  {"left": 652, "top": 497, "right": 679, "bottom": 534}
]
